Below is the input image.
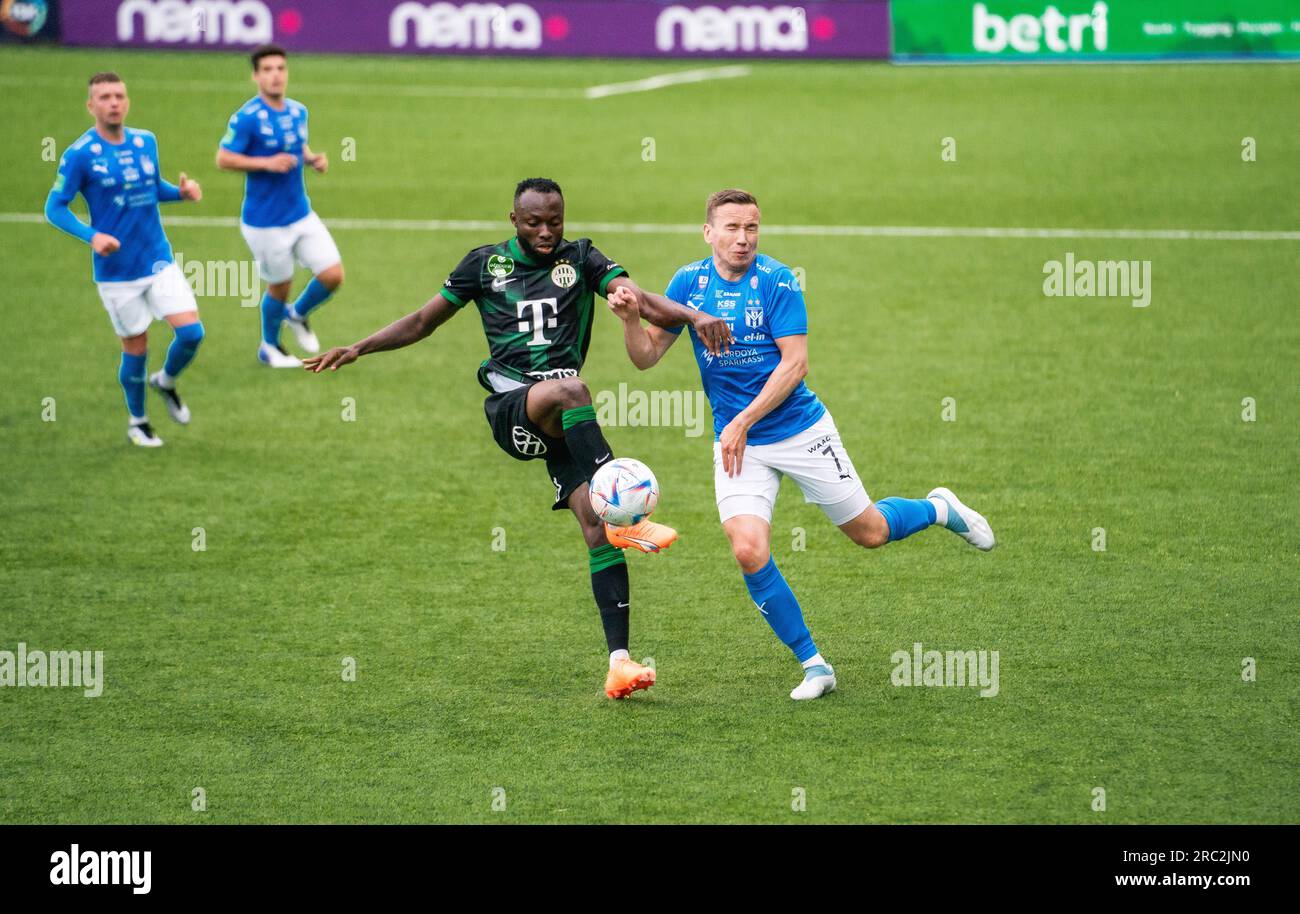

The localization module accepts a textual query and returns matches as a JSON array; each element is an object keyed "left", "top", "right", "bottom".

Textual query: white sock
[
  {"left": 129, "top": 415, "right": 148, "bottom": 427},
  {"left": 285, "top": 304, "right": 300, "bottom": 321},
  {"left": 802, "top": 653, "right": 827, "bottom": 671},
  {"left": 157, "top": 370, "right": 176, "bottom": 390},
  {"left": 928, "top": 496, "right": 949, "bottom": 528},
  {"left": 609, "top": 649, "right": 630, "bottom": 667}
]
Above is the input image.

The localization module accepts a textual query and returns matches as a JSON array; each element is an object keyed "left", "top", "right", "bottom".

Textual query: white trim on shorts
[
  {"left": 239, "top": 210, "right": 341, "bottom": 283},
  {"left": 714, "top": 410, "right": 872, "bottom": 527},
  {"left": 96, "top": 262, "right": 198, "bottom": 338}
]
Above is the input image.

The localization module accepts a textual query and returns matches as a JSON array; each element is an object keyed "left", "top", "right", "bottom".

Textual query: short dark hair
[
  {"left": 88, "top": 71, "right": 123, "bottom": 91},
  {"left": 514, "top": 177, "right": 563, "bottom": 203},
  {"left": 706, "top": 188, "right": 759, "bottom": 223},
  {"left": 251, "top": 44, "right": 287, "bottom": 70}
]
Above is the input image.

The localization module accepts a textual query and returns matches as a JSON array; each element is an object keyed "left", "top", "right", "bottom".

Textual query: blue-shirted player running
[
  {"left": 216, "top": 43, "right": 343, "bottom": 368},
  {"left": 612, "top": 189, "right": 996, "bottom": 700},
  {"left": 45, "top": 72, "right": 206, "bottom": 447}
]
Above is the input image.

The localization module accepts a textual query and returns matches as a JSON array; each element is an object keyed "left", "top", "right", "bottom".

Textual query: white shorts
[
  {"left": 239, "top": 211, "right": 341, "bottom": 283},
  {"left": 714, "top": 410, "right": 872, "bottom": 527},
  {"left": 96, "top": 262, "right": 199, "bottom": 338}
]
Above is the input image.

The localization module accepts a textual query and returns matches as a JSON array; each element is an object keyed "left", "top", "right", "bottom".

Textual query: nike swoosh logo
[
  {"left": 491, "top": 277, "right": 516, "bottom": 291},
  {"left": 595, "top": 453, "right": 610, "bottom": 463},
  {"left": 617, "top": 602, "right": 629, "bottom": 609}
]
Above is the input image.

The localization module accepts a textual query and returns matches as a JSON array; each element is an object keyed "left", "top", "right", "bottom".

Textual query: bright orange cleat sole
[
  {"left": 605, "top": 521, "right": 678, "bottom": 553},
  {"left": 604, "top": 663, "right": 656, "bottom": 699}
]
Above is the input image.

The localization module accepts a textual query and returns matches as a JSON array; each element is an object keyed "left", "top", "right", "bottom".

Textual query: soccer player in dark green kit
[{"left": 305, "top": 178, "right": 732, "bottom": 699}]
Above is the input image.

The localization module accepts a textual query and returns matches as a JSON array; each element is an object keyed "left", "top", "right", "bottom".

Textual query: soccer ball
[{"left": 589, "top": 458, "right": 660, "bottom": 527}]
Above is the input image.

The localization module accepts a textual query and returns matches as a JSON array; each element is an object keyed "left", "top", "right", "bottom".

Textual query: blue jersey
[
  {"left": 220, "top": 96, "right": 312, "bottom": 228},
  {"left": 45, "top": 127, "right": 179, "bottom": 283},
  {"left": 665, "top": 253, "right": 825, "bottom": 445}
]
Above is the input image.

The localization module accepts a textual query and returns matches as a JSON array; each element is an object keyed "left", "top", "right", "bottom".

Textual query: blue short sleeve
[
  {"left": 766, "top": 268, "right": 808, "bottom": 339},
  {"left": 663, "top": 266, "right": 694, "bottom": 336},
  {"left": 220, "top": 109, "right": 252, "bottom": 153}
]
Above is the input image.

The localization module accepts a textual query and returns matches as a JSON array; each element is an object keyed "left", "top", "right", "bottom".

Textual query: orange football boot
[
  {"left": 605, "top": 520, "right": 678, "bottom": 553},
  {"left": 605, "top": 658, "right": 656, "bottom": 699}
]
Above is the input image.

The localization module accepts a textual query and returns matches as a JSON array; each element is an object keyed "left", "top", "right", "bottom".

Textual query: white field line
[
  {"left": 0, "top": 66, "right": 753, "bottom": 100},
  {"left": 3, "top": 212, "right": 1297, "bottom": 241},
  {"left": 584, "top": 65, "right": 752, "bottom": 99}
]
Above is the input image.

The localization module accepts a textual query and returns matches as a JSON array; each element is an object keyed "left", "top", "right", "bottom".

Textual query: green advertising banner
[{"left": 892, "top": 0, "right": 1300, "bottom": 60}]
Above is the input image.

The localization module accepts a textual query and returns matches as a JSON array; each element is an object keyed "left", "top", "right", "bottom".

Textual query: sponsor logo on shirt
[{"left": 487, "top": 255, "right": 515, "bottom": 278}]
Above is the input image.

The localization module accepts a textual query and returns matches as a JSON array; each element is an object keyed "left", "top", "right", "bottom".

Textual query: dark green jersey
[{"left": 439, "top": 236, "right": 627, "bottom": 393}]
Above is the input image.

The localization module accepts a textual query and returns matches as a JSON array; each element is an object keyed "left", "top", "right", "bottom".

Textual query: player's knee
[
  {"left": 849, "top": 508, "right": 890, "bottom": 549},
  {"left": 319, "top": 264, "right": 343, "bottom": 289},
  {"left": 555, "top": 376, "right": 591, "bottom": 409},
  {"left": 731, "top": 538, "right": 770, "bottom": 574}
]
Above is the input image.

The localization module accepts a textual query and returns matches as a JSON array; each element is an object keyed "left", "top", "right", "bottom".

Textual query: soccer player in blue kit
[
  {"left": 216, "top": 43, "right": 343, "bottom": 368},
  {"left": 45, "top": 72, "right": 206, "bottom": 447},
  {"left": 611, "top": 189, "right": 997, "bottom": 700}
]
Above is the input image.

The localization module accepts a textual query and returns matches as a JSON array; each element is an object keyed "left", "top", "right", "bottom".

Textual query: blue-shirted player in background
[
  {"left": 612, "top": 189, "right": 996, "bottom": 700},
  {"left": 45, "top": 72, "right": 206, "bottom": 448},
  {"left": 216, "top": 43, "right": 343, "bottom": 369}
]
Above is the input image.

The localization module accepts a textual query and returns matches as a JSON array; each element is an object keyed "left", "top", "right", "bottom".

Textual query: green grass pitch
[{"left": 1, "top": 48, "right": 1296, "bottom": 823}]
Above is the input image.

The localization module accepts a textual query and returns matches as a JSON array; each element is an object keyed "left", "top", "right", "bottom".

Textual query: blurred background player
[
  {"left": 614, "top": 188, "right": 996, "bottom": 700},
  {"left": 216, "top": 43, "right": 342, "bottom": 368},
  {"left": 44, "top": 72, "right": 205, "bottom": 447},
  {"left": 303, "top": 178, "right": 732, "bottom": 699}
]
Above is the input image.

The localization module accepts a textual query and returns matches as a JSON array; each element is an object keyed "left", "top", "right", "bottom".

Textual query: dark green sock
[
  {"left": 589, "top": 544, "right": 629, "bottom": 653},
  {"left": 562, "top": 405, "right": 613, "bottom": 479}
]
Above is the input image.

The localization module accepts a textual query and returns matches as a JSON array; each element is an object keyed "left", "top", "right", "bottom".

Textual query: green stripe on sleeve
[
  {"left": 439, "top": 287, "right": 467, "bottom": 308},
  {"left": 598, "top": 267, "right": 627, "bottom": 297}
]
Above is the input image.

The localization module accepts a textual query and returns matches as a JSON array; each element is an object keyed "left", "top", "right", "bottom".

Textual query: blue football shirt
[
  {"left": 46, "top": 127, "right": 178, "bottom": 283},
  {"left": 665, "top": 253, "right": 825, "bottom": 445},
  {"left": 220, "top": 96, "right": 312, "bottom": 228}
]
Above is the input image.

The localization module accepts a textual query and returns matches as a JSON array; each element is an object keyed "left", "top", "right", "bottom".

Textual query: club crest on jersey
[
  {"left": 698, "top": 274, "right": 708, "bottom": 289},
  {"left": 512, "top": 425, "right": 547, "bottom": 456},
  {"left": 550, "top": 263, "right": 577, "bottom": 289},
  {"left": 750, "top": 275, "right": 758, "bottom": 289},
  {"left": 745, "top": 305, "right": 764, "bottom": 329},
  {"left": 487, "top": 255, "right": 515, "bottom": 278}
]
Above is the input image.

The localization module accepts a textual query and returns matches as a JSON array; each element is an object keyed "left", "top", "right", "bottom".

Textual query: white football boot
[
  {"left": 148, "top": 372, "right": 191, "bottom": 424},
  {"left": 284, "top": 309, "right": 320, "bottom": 354},
  {"left": 258, "top": 342, "right": 302, "bottom": 369},
  {"left": 928, "top": 486, "right": 996, "bottom": 551},
  {"left": 126, "top": 420, "right": 164, "bottom": 448},
  {"left": 791, "top": 663, "right": 837, "bottom": 701}
]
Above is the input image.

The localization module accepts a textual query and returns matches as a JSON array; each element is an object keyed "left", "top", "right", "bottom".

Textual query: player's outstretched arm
[
  {"left": 608, "top": 285, "right": 678, "bottom": 370},
  {"left": 303, "top": 293, "right": 460, "bottom": 373},
  {"left": 607, "top": 277, "right": 733, "bottom": 355}
]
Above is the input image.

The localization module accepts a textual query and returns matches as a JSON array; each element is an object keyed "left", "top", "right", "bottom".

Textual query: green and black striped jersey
[{"left": 439, "top": 236, "right": 627, "bottom": 393}]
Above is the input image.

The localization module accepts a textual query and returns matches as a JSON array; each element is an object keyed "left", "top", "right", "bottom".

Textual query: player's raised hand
[
  {"left": 692, "top": 311, "right": 733, "bottom": 356},
  {"left": 303, "top": 346, "right": 359, "bottom": 373},
  {"left": 264, "top": 153, "right": 298, "bottom": 174},
  {"left": 607, "top": 284, "right": 640, "bottom": 322},
  {"left": 91, "top": 232, "right": 121, "bottom": 256},
  {"left": 308, "top": 152, "right": 328, "bottom": 174},
  {"left": 178, "top": 172, "right": 202, "bottom": 202},
  {"left": 719, "top": 416, "right": 750, "bottom": 477}
]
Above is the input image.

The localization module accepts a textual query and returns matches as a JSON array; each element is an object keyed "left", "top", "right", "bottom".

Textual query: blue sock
[
  {"left": 260, "top": 292, "right": 286, "bottom": 347},
  {"left": 742, "top": 557, "right": 817, "bottom": 662},
  {"left": 163, "top": 321, "right": 204, "bottom": 379},
  {"left": 119, "top": 352, "right": 147, "bottom": 420},
  {"left": 876, "top": 496, "right": 937, "bottom": 542},
  {"left": 288, "top": 277, "right": 334, "bottom": 320}
]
